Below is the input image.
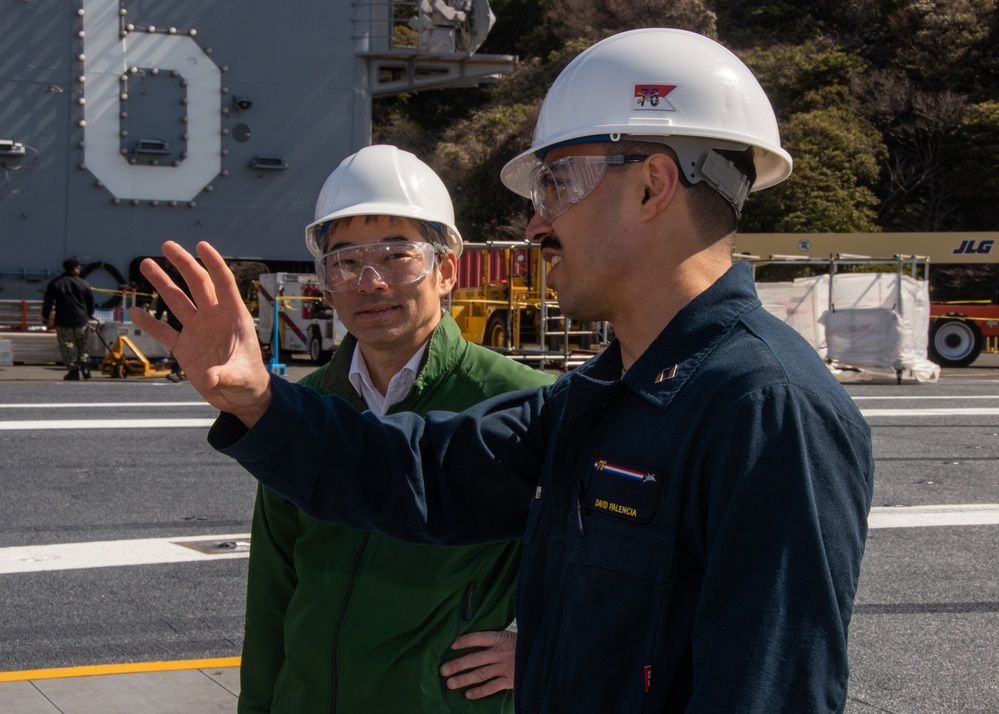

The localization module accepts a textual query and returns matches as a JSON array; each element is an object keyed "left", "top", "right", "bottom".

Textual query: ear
[
  {"left": 639, "top": 153, "right": 680, "bottom": 220},
  {"left": 436, "top": 251, "right": 458, "bottom": 296}
]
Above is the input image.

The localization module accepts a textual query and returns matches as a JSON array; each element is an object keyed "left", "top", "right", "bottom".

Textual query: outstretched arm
[{"left": 128, "top": 240, "right": 272, "bottom": 427}]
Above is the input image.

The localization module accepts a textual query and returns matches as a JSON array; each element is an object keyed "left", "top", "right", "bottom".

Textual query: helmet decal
[{"left": 634, "top": 84, "right": 677, "bottom": 111}]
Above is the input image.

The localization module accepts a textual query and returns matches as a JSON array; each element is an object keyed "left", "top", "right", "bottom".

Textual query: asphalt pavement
[
  {"left": 1, "top": 350, "right": 998, "bottom": 712},
  {"left": 0, "top": 357, "right": 318, "bottom": 384},
  {"left": 4, "top": 350, "right": 998, "bottom": 383}
]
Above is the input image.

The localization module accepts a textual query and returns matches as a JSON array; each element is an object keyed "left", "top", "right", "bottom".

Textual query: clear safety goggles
[
  {"left": 315, "top": 241, "right": 436, "bottom": 294},
  {"left": 529, "top": 154, "right": 650, "bottom": 224}
]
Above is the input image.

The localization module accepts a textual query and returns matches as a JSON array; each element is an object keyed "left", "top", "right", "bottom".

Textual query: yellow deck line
[{"left": 0, "top": 656, "right": 240, "bottom": 682}]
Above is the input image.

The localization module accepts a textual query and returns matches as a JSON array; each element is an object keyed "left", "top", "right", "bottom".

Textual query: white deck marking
[
  {"left": 860, "top": 408, "right": 999, "bottom": 416},
  {"left": 852, "top": 396, "right": 999, "bottom": 400},
  {"left": 0, "top": 402, "right": 207, "bottom": 409},
  {"left": 2, "top": 506, "right": 997, "bottom": 575},
  {"left": 0, "top": 535, "right": 250, "bottom": 574},
  {"left": 0, "top": 419, "right": 215, "bottom": 430},
  {"left": 868, "top": 504, "right": 999, "bottom": 529}
]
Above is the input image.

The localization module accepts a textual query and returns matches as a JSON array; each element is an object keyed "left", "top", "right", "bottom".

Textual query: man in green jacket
[{"left": 237, "top": 145, "right": 554, "bottom": 713}]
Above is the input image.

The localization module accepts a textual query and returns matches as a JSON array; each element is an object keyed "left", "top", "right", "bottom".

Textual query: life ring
[{"left": 80, "top": 261, "right": 127, "bottom": 309}]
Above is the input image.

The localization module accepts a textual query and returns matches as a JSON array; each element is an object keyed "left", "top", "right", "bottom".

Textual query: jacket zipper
[
  {"left": 462, "top": 582, "right": 476, "bottom": 622},
  {"left": 439, "top": 582, "right": 476, "bottom": 706},
  {"left": 329, "top": 532, "right": 369, "bottom": 714}
]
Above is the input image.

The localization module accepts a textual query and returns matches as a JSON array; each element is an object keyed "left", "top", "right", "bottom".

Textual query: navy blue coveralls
[{"left": 211, "top": 263, "right": 874, "bottom": 713}]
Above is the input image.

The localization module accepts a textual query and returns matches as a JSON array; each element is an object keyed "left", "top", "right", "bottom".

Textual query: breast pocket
[
  {"left": 553, "top": 516, "right": 673, "bottom": 713},
  {"left": 584, "top": 454, "right": 663, "bottom": 524}
]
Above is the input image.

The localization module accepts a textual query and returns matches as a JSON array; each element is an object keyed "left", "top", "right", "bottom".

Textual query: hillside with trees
[{"left": 373, "top": 0, "right": 999, "bottom": 296}]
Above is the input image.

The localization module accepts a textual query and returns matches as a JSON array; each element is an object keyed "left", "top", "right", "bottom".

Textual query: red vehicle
[{"left": 928, "top": 303, "right": 999, "bottom": 367}]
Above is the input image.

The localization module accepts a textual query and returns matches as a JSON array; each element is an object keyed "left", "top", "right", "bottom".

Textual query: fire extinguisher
[{"left": 302, "top": 285, "right": 320, "bottom": 319}]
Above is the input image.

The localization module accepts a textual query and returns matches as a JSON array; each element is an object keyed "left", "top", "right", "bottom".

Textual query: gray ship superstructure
[{"left": 0, "top": 0, "right": 510, "bottom": 304}]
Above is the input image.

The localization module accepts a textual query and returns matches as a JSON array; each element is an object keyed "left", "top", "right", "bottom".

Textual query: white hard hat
[
  {"left": 501, "top": 28, "right": 792, "bottom": 216},
  {"left": 305, "top": 145, "right": 463, "bottom": 258}
]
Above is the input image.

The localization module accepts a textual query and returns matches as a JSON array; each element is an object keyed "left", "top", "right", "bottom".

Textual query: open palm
[{"left": 129, "top": 241, "right": 273, "bottom": 426}]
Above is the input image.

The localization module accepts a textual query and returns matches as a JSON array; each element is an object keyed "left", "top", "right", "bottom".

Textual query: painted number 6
[{"left": 81, "top": 0, "right": 221, "bottom": 201}]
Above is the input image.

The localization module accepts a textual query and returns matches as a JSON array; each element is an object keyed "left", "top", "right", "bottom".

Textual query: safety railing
[
  {"left": 0, "top": 300, "right": 44, "bottom": 331},
  {"left": 0, "top": 289, "right": 145, "bottom": 331}
]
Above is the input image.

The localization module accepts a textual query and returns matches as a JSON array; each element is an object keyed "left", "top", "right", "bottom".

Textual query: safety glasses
[
  {"left": 315, "top": 241, "right": 436, "bottom": 293},
  {"left": 529, "top": 155, "right": 650, "bottom": 224}
]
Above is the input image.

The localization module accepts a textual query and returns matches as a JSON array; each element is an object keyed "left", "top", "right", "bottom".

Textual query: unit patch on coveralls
[{"left": 583, "top": 455, "right": 663, "bottom": 523}]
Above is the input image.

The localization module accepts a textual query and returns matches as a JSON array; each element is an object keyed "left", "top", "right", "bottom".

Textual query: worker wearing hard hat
[
  {"left": 134, "top": 28, "right": 874, "bottom": 712},
  {"left": 236, "top": 145, "right": 552, "bottom": 713}
]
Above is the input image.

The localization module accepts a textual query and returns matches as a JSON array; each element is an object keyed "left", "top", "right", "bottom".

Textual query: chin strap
[
  {"left": 629, "top": 135, "right": 753, "bottom": 220},
  {"left": 700, "top": 150, "right": 751, "bottom": 219}
]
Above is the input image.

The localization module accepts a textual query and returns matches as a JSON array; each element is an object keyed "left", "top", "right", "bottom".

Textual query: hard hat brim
[
  {"left": 306, "top": 204, "right": 463, "bottom": 259},
  {"left": 501, "top": 131, "right": 792, "bottom": 199}
]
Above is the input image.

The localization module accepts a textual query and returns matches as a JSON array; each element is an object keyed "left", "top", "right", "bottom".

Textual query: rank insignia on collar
[{"left": 655, "top": 365, "right": 678, "bottom": 383}]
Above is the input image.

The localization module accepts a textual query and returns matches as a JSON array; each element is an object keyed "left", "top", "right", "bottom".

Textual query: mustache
[{"left": 540, "top": 236, "right": 561, "bottom": 251}]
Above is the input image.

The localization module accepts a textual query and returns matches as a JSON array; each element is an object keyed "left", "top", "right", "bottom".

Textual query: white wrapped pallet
[{"left": 755, "top": 268, "right": 940, "bottom": 383}]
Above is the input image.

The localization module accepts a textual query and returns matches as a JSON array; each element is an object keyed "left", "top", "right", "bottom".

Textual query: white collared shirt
[{"left": 348, "top": 342, "right": 428, "bottom": 416}]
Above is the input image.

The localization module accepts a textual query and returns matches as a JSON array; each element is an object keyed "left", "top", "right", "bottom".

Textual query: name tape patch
[{"left": 584, "top": 456, "right": 663, "bottom": 523}]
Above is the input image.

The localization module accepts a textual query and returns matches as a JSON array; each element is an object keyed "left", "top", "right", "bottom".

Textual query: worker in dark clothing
[{"left": 42, "top": 257, "right": 95, "bottom": 381}]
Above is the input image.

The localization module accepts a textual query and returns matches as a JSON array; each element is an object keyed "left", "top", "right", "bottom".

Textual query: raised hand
[{"left": 129, "top": 241, "right": 273, "bottom": 427}]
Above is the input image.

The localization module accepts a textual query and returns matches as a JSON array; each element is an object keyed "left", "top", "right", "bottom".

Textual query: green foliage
[
  {"left": 716, "top": 0, "right": 839, "bottom": 47},
  {"left": 372, "top": 28, "right": 608, "bottom": 240},
  {"left": 372, "top": 0, "right": 999, "bottom": 244},
  {"left": 741, "top": 152, "right": 883, "bottom": 233},
  {"left": 432, "top": 101, "right": 539, "bottom": 236},
  {"left": 545, "top": 0, "right": 717, "bottom": 40},
  {"left": 740, "top": 41, "right": 868, "bottom": 117},
  {"left": 886, "top": 0, "right": 996, "bottom": 85},
  {"left": 946, "top": 100, "right": 999, "bottom": 229},
  {"left": 722, "top": 41, "right": 887, "bottom": 233},
  {"left": 787, "top": 108, "right": 885, "bottom": 185}
]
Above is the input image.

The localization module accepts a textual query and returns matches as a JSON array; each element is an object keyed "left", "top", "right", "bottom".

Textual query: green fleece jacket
[{"left": 238, "top": 314, "right": 554, "bottom": 713}]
